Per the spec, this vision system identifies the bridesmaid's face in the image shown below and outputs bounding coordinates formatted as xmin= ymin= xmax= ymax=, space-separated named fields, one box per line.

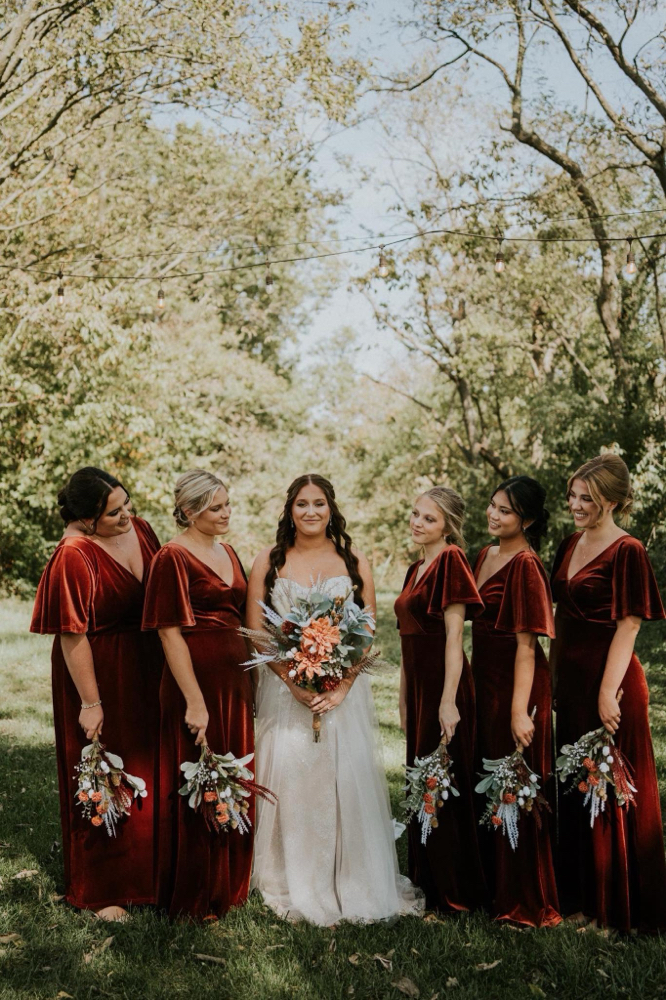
xmin=291 ymin=485 xmax=330 ymax=538
xmin=95 ymin=487 xmax=133 ymax=537
xmin=486 ymin=490 xmax=523 ymax=540
xmin=191 ymin=487 xmax=231 ymax=536
xmin=410 ymin=496 xmax=446 ymax=546
xmin=567 ymin=477 xmax=609 ymax=529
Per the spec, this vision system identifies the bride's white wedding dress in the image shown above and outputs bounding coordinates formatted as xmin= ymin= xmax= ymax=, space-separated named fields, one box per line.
xmin=251 ymin=574 xmax=423 ymax=925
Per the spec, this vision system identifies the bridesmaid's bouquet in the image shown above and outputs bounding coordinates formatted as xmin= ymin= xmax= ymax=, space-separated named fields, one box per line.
xmin=402 ymin=739 xmax=459 ymax=844
xmin=475 ymin=742 xmax=549 ymax=851
xmin=556 ymin=726 xmax=637 ymax=827
xmin=241 ymin=585 xmax=378 ymax=742
xmin=179 ymin=740 xmax=277 ymax=834
xmin=74 ymin=738 xmax=147 ymax=836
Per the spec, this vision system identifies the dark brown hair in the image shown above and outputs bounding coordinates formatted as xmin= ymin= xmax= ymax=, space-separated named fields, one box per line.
xmin=492 ymin=475 xmax=549 ymax=551
xmin=263 ymin=474 xmax=365 ymax=606
xmin=57 ymin=467 xmax=128 ymax=531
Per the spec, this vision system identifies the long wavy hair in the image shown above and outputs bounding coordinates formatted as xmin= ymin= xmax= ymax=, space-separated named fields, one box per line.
xmin=263 ymin=474 xmax=365 ymax=607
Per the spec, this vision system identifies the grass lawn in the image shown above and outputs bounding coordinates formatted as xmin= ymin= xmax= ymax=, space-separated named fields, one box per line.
xmin=0 ymin=595 xmax=665 ymax=1000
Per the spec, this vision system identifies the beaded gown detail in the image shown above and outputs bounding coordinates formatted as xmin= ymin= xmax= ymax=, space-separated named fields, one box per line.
xmin=252 ymin=575 xmax=423 ymax=925
xmin=551 ymin=533 xmax=666 ymax=932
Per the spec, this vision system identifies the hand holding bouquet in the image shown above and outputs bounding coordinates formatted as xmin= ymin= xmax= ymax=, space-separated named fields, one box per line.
xmin=556 ymin=725 xmax=636 ymax=828
xmin=74 ymin=738 xmax=147 ymax=836
xmin=241 ymin=584 xmax=378 ymax=742
xmin=402 ymin=738 xmax=459 ymax=844
xmin=179 ymin=740 xmax=276 ymax=833
xmin=475 ymin=712 xmax=549 ymax=851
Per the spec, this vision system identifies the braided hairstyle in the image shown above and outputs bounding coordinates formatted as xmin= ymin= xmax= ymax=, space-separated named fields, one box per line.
xmin=263 ymin=474 xmax=365 ymax=607
xmin=492 ymin=475 xmax=550 ymax=551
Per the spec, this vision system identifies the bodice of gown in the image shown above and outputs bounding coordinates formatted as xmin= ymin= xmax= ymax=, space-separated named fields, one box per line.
xmin=270 ymin=574 xmax=354 ymax=619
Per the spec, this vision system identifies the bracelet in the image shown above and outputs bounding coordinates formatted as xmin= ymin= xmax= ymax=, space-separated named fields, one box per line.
xmin=81 ymin=699 xmax=102 ymax=710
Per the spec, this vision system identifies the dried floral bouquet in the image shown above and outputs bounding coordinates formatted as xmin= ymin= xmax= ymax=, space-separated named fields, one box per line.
xmin=402 ymin=738 xmax=459 ymax=844
xmin=556 ymin=725 xmax=637 ymax=827
xmin=74 ymin=737 xmax=147 ymax=836
xmin=179 ymin=740 xmax=276 ymax=833
xmin=241 ymin=584 xmax=378 ymax=742
xmin=475 ymin=739 xmax=549 ymax=851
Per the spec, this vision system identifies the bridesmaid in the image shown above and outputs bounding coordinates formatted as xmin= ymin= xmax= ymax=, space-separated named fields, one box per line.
xmin=30 ymin=467 xmax=162 ymax=920
xmin=142 ymin=469 xmax=253 ymax=920
xmin=551 ymin=454 xmax=666 ymax=932
xmin=472 ymin=475 xmax=560 ymax=928
xmin=395 ymin=486 xmax=487 ymax=913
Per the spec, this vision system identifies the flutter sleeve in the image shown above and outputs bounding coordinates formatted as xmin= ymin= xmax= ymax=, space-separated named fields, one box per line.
xmin=142 ymin=545 xmax=195 ymax=629
xmin=496 ymin=551 xmax=555 ymax=638
xmin=611 ymin=537 xmax=665 ymax=621
xmin=426 ymin=546 xmax=484 ymax=619
xmin=30 ymin=542 xmax=94 ymax=635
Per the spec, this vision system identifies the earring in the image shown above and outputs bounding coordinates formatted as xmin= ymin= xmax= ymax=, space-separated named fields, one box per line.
xmin=290 ymin=517 xmax=294 ymax=529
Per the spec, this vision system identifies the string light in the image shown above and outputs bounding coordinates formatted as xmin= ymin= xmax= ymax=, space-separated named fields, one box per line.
xmin=156 ymin=286 xmax=165 ymax=311
xmin=625 ymin=238 xmax=637 ymax=276
xmin=378 ymin=245 xmax=389 ymax=278
xmin=494 ymin=239 xmax=505 ymax=274
xmin=56 ymin=269 xmax=65 ymax=305
xmin=265 ymin=263 xmax=274 ymax=294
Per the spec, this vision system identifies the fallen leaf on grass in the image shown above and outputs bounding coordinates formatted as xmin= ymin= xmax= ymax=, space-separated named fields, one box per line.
xmin=373 ymin=950 xmax=395 ymax=971
xmin=597 ymin=970 xmax=610 ymax=980
xmin=194 ymin=953 xmax=226 ymax=965
xmin=0 ymin=934 xmax=21 ymax=944
xmin=446 ymin=978 xmax=459 ymax=989
xmin=529 ymin=986 xmax=546 ymax=997
xmin=83 ymin=936 xmax=114 ymax=964
xmin=328 ymin=937 xmax=336 ymax=952
xmin=392 ymin=976 xmax=420 ymax=997
xmin=51 ymin=895 xmax=65 ymax=903
xmin=423 ymin=913 xmax=442 ymax=924
xmin=348 ymin=953 xmax=360 ymax=965
xmin=476 ymin=960 xmax=502 ymax=971
xmin=12 ymin=869 xmax=38 ymax=880
xmin=56 ymin=993 xmax=73 ymax=998
xmin=265 ymin=945 xmax=285 ymax=951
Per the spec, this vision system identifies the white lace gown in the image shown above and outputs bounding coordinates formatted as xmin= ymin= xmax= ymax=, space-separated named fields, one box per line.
xmin=251 ymin=575 xmax=423 ymax=925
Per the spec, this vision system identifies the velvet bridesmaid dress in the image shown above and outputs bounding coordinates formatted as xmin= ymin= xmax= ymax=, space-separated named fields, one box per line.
xmin=472 ymin=547 xmax=560 ymax=927
xmin=142 ymin=541 xmax=254 ymax=919
xmin=395 ymin=546 xmax=487 ymax=913
xmin=551 ymin=533 xmax=666 ymax=932
xmin=30 ymin=516 xmax=162 ymax=910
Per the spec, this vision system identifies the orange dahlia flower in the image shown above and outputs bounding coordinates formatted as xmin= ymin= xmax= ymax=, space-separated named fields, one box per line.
xmin=91 ymin=791 xmax=102 ymax=803
xmin=491 ymin=815 xmax=503 ymax=827
xmin=424 ymin=803 xmax=435 ymax=815
xmin=91 ymin=815 xmax=103 ymax=826
xmin=300 ymin=616 xmax=340 ymax=659
xmin=502 ymin=793 xmax=516 ymax=804
xmin=293 ymin=650 xmax=325 ymax=681
xmin=78 ymin=791 xmax=89 ymax=802
xmin=204 ymin=791 xmax=217 ymax=803
xmin=578 ymin=780 xmax=589 ymax=793
xmin=426 ymin=777 xmax=438 ymax=790
xmin=588 ymin=775 xmax=600 ymax=786
xmin=583 ymin=758 xmax=595 ymax=771
xmin=423 ymin=793 xmax=433 ymax=804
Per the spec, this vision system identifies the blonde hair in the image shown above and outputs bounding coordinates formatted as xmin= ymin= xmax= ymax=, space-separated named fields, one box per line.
xmin=173 ymin=469 xmax=227 ymax=528
xmin=419 ymin=486 xmax=466 ymax=549
xmin=568 ymin=454 xmax=633 ymax=527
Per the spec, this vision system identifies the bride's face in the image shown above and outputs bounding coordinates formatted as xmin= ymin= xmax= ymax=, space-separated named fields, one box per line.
xmin=291 ymin=484 xmax=331 ymax=538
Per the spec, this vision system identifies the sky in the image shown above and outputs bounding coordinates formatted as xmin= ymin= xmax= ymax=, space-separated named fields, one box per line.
xmin=296 ymin=0 xmax=665 ymax=377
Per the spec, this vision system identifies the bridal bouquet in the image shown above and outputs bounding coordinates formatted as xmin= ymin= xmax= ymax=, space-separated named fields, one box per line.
xmin=179 ymin=740 xmax=276 ymax=833
xmin=74 ymin=738 xmax=147 ymax=837
xmin=402 ymin=739 xmax=459 ymax=844
xmin=556 ymin=726 xmax=637 ymax=828
xmin=241 ymin=585 xmax=378 ymax=742
xmin=475 ymin=739 xmax=549 ymax=851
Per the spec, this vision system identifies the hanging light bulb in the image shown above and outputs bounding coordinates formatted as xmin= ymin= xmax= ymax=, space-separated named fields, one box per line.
xmin=265 ymin=264 xmax=274 ymax=294
xmin=157 ymin=286 xmax=165 ymax=311
xmin=625 ymin=238 xmax=636 ymax=275
xmin=494 ymin=241 xmax=505 ymax=274
xmin=378 ymin=245 xmax=389 ymax=278
xmin=56 ymin=269 xmax=65 ymax=306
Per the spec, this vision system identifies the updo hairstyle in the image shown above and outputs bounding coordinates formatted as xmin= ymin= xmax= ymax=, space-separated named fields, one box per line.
xmin=173 ymin=469 xmax=227 ymax=528
xmin=493 ymin=475 xmax=549 ymax=551
xmin=568 ymin=454 xmax=633 ymax=527
xmin=420 ymin=486 xmax=466 ymax=549
xmin=57 ymin=467 xmax=127 ymax=531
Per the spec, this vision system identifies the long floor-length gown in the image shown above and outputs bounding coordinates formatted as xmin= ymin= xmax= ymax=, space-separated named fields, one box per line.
xmin=551 ymin=532 xmax=666 ymax=932
xmin=395 ymin=545 xmax=487 ymax=912
xmin=30 ymin=516 xmax=162 ymax=909
xmin=252 ymin=574 xmax=423 ymax=925
xmin=472 ymin=546 xmax=560 ymax=927
xmin=142 ymin=541 xmax=254 ymax=919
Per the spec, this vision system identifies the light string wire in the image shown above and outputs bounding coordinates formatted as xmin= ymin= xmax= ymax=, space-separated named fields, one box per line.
xmin=1 ymin=225 xmax=665 ymax=283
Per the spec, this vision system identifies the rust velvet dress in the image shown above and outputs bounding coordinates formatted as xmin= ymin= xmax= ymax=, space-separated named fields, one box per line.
xmin=142 ymin=541 xmax=254 ymax=920
xmin=395 ymin=546 xmax=487 ymax=913
xmin=30 ymin=516 xmax=162 ymax=910
xmin=551 ymin=533 xmax=666 ymax=932
xmin=472 ymin=546 xmax=560 ymax=927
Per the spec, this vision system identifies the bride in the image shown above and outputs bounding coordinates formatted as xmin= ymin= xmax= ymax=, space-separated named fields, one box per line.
xmin=247 ymin=474 xmax=422 ymax=925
